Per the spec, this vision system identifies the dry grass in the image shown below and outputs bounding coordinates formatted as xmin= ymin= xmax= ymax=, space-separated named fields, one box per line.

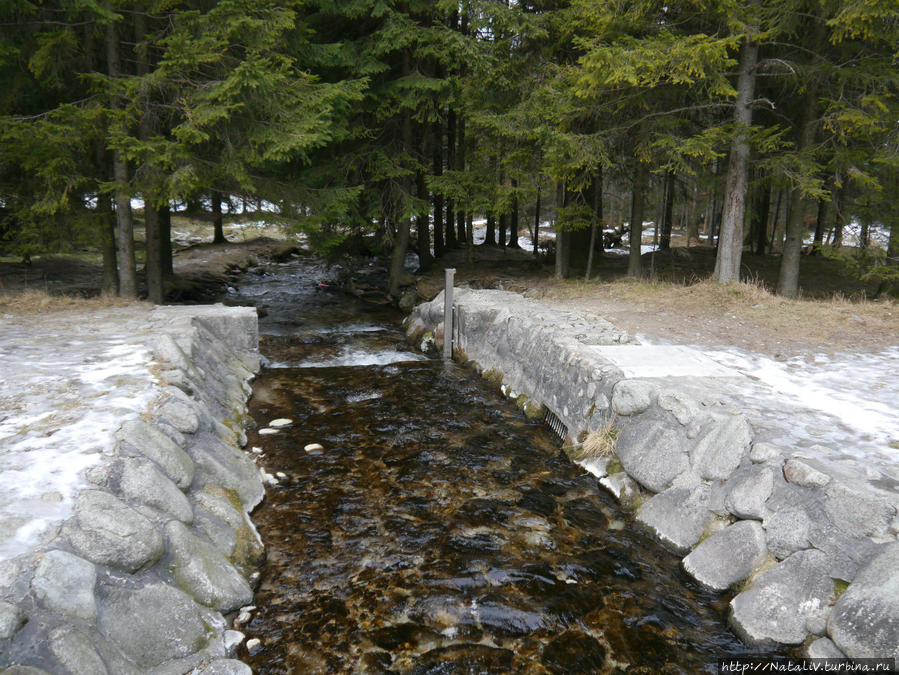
xmin=582 ymin=420 xmax=619 ymax=458
xmin=538 ymin=274 xmax=897 ymax=354
xmin=0 ymin=289 xmax=144 ymax=315
xmin=571 ymin=418 xmax=620 ymax=461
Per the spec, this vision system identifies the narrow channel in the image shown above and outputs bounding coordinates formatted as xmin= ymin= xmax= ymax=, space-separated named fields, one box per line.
xmin=231 ymin=256 xmax=755 ymax=673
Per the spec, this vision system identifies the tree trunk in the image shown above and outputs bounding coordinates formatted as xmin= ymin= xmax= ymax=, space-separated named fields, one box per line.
xmin=628 ymin=150 xmax=649 ymax=278
xmin=499 ymin=214 xmax=507 ymax=248
xmin=389 ymin=216 xmax=412 ymax=299
xmin=112 ymin=155 xmax=136 ymax=297
xmin=143 ymin=204 xmax=163 ymax=303
xmin=136 ymin=11 xmax=163 ymax=304
xmin=715 ymin=39 xmax=758 ymax=280
xmin=212 ymin=192 xmax=226 ymax=244
xmin=532 ymin=186 xmax=541 ymax=257
xmin=159 ymin=204 xmax=173 ymax=280
xmin=769 ymin=187 xmax=784 ymax=253
xmin=659 ymin=169 xmax=675 ymax=251
xmin=830 ymin=184 xmax=844 ymax=248
xmin=686 ymin=179 xmax=699 ymax=246
xmin=466 ymin=213 xmax=473 ymax=266
xmin=485 ymin=215 xmax=496 ymax=246
xmin=752 ymin=181 xmax=771 ymax=255
xmin=555 ymin=229 xmax=570 ymax=279
xmin=388 ymin=53 xmax=414 ymax=298
xmin=98 ymin=194 xmax=119 ymax=296
xmin=432 ymin=120 xmax=445 ymax=256
xmin=106 ymin=9 xmax=136 ymax=298
xmin=811 ymin=194 xmax=828 ymax=255
xmin=777 ymin=94 xmax=819 ymax=297
xmin=456 ymin=116 xmax=466 ymax=244
xmin=777 ymin=15 xmax=825 ymax=298
xmin=508 ymin=178 xmax=520 ymax=248
xmin=445 ymin=110 xmax=457 ymax=248
xmin=585 ymin=169 xmax=603 ymax=279
xmin=94 ymin=140 xmax=118 ymax=296
xmin=555 ymin=183 xmax=571 ymax=279
xmin=888 ymin=222 xmax=898 ymax=263
xmin=416 ymin=170 xmax=432 ymax=271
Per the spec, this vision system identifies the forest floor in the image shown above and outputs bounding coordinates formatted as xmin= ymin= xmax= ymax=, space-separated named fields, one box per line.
xmin=419 ymin=243 xmax=897 ymax=358
xmin=0 ymin=236 xmax=298 ymax=311
xmin=2 ymin=227 xmax=895 ymax=356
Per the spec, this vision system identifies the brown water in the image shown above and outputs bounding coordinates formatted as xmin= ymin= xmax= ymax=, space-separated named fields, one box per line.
xmin=232 ymin=257 xmax=756 ymax=674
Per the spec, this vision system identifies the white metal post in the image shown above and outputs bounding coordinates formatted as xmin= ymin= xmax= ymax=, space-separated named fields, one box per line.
xmin=443 ymin=268 xmax=455 ymax=359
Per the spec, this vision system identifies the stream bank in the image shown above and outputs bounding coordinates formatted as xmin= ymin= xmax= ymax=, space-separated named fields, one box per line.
xmin=0 ymin=304 xmax=265 ymax=674
xmin=406 ymin=288 xmax=899 ymax=660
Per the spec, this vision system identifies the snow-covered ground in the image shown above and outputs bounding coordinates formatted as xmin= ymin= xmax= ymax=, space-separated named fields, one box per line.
xmin=170 ymin=221 xmax=307 ymax=248
xmin=467 ymin=218 xmax=659 ymax=256
xmin=803 ymin=222 xmax=891 ymax=250
xmin=637 ymin=333 xmax=899 ymax=487
xmin=0 ymin=308 xmax=157 ymax=562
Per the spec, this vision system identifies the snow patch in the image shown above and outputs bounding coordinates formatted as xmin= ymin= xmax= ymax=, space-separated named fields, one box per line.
xmin=0 ymin=310 xmax=157 ymax=562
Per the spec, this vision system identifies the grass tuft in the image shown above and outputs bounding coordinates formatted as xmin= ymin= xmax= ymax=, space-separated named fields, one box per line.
xmin=581 ymin=418 xmax=620 ymax=459
xmin=0 ymin=289 xmax=143 ymax=315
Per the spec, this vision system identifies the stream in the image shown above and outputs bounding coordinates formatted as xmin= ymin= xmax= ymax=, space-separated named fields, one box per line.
xmin=228 ymin=256 xmax=756 ymax=673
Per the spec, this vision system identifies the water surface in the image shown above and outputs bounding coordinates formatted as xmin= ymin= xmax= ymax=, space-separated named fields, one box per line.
xmin=233 ymin=257 xmax=755 ymax=673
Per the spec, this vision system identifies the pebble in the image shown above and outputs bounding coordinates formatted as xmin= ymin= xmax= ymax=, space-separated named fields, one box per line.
xmin=304 ymin=443 xmax=324 ymax=453
xmin=275 ymin=472 xmax=287 ymax=480
xmin=251 ymin=446 xmax=263 ymax=454
xmin=246 ymin=638 xmax=262 ymax=652
xmin=224 ymin=629 xmax=245 ymax=651
xmin=269 ymin=418 xmax=293 ymax=429
xmin=258 ymin=428 xmax=278 ymax=436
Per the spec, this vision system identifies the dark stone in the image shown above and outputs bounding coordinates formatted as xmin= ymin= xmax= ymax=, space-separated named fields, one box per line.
xmin=411 ymin=644 xmax=515 ymax=675
xmin=541 ymin=630 xmax=607 ymax=675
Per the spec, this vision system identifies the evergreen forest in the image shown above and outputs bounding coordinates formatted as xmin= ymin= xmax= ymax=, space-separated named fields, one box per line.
xmin=1 ymin=0 xmax=897 ymax=302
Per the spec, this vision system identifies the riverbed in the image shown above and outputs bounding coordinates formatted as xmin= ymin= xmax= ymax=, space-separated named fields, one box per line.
xmin=231 ymin=257 xmax=759 ymax=673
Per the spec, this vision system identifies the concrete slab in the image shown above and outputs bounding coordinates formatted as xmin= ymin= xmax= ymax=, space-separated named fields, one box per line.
xmin=590 ymin=345 xmax=738 ymax=378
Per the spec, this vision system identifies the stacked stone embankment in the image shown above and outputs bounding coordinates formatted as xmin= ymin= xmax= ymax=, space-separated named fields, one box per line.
xmin=0 ymin=305 xmax=264 ymax=674
xmin=406 ymin=288 xmax=899 ymax=660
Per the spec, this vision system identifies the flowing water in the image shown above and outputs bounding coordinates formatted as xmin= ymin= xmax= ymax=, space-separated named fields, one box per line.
xmin=230 ymin=257 xmax=756 ymax=674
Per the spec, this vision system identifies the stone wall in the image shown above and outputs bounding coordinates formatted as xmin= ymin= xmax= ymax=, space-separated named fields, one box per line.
xmin=406 ymin=289 xmax=899 ymax=661
xmin=0 ymin=305 xmax=264 ymax=675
